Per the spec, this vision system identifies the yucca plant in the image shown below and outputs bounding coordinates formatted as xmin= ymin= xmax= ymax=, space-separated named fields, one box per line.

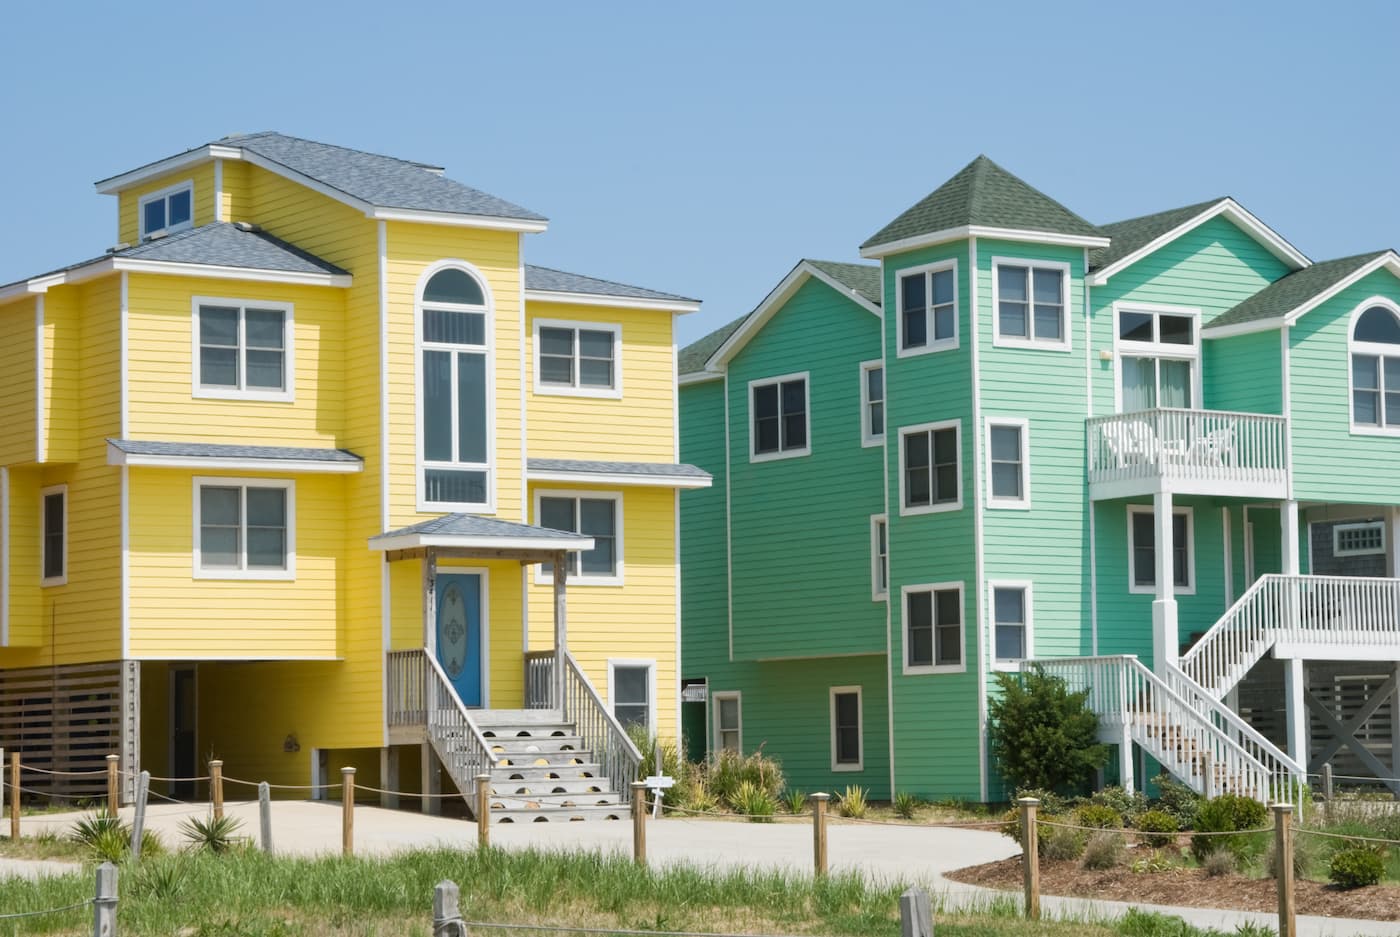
xmin=836 ymin=785 xmax=868 ymax=819
xmin=70 ymin=811 xmax=130 ymax=862
xmin=180 ymin=813 xmax=245 ymax=854
xmin=732 ymin=780 xmax=776 ymax=823
xmin=782 ymin=788 xmax=808 ymax=815
xmin=893 ymin=791 xmax=920 ymax=820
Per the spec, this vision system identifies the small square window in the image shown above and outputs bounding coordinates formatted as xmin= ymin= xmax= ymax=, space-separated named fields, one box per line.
xmin=195 ymin=479 xmax=294 ymax=579
xmin=194 ymin=299 xmax=293 ymax=400
xmin=139 ymin=183 xmax=195 ymax=239
xmin=993 ymin=260 xmax=1069 ymax=349
xmin=537 ymin=493 xmax=623 ymax=584
xmin=899 ymin=263 xmax=957 ymax=354
xmin=901 ymin=422 xmax=960 ymax=513
xmin=535 ymin=321 xmax=620 ymax=395
xmin=750 ymin=374 xmax=809 ymax=460
xmin=905 ymin=584 xmax=963 ymax=672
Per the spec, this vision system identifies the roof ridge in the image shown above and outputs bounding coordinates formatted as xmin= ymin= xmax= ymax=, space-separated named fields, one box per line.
xmin=1099 ymin=196 xmax=1229 ymax=231
xmin=221 ymin=131 xmax=444 ymax=171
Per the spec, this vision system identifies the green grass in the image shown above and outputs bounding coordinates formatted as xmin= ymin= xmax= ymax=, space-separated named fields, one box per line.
xmin=0 ymin=847 xmax=1269 ymax=937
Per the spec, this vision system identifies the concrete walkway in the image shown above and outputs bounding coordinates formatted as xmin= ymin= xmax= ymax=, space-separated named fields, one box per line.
xmin=10 ymin=802 xmax=1400 ymax=937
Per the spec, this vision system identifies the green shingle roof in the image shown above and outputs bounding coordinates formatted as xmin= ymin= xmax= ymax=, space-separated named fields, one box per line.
xmin=1088 ymin=198 xmax=1228 ymax=272
xmin=678 ymin=259 xmax=879 ymax=376
xmin=1208 ymin=251 xmax=1391 ymax=330
xmin=860 ymin=156 xmax=1103 ymax=252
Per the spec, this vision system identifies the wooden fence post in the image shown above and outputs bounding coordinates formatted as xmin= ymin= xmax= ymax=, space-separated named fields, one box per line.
xmin=341 ymin=767 xmax=355 ymax=856
xmin=0 ymin=748 xmax=5 ymax=834
xmin=631 ymin=781 xmax=647 ymax=866
xmin=1018 ymin=797 xmax=1040 ymax=920
xmin=9 ymin=750 xmax=20 ymax=840
xmin=106 ymin=754 xmax=120 ymax=815
xmin=209 ymin=760 xmax=224 ymax=821
xmin=811 ymin=792 xmax=829 ymax=877
xmin=433 ymin=879 xmax=463 ymax=937
xmin=1321 ymin=762 xmax=1333 ymax=802
xmin=93 ymin=861 xmax=118 ymax=937
xmin=1273 ymin=803 xmax=1295 ymax=937
xmin=475 ymin=774 xmax=491 ymax=849
xmin=129 ymin=771 xmax=150 ymax=860
xmin=1201 ymin=750 xmax=1214 ymax=800
xmin=258 ymin=781 xmax=273 ymax=854
xmin=898 ymin=887 xmax=932 ymax=937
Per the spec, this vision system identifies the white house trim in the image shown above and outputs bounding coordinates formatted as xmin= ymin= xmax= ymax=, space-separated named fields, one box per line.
xmin=712 ymin=690 xmax=742 ymax=753
xmin=607 ymin=659 xmax=658 ymax=736
xmin=859 ymin=359 xmax=885 ymax=446
xmin=988 ymin=579 xmax=1035 ymax=670
xmin=368 ymin=207 xmax=547 ymax=233
xmin=1201 ymin=252 xmax=1400 ymax=339
xmin=1109 ymin=302 xmax=1203 ymax=413
xmin=869 ymin=514 xmax=888 ymax=601
xmin=136 ymin=179 xmax=195 ymax=239
xmin=679 ymin=370 xmax=722 ymax=386
xmin=370 ymin=532 xmax=594 ymax=553
xmin=525 ymin=289 xmax=699 ymax=314
xmin=105 ymin=443 xmax=362 ymax=474
xmin=525 ymin=468 xmax=710 ymax=489
xmin=34 ymin=295 xmax=45 ymax=463
xmin=860 ymin=225 xmax=1109 ymax=260
xmin=94 ymin=145 xmax=242 ymax=193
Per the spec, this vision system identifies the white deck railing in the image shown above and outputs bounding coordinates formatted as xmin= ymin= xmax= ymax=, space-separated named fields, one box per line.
xmin=1181 ymin=575 xmax=1400 ymax=698
xmin=1086 ymin=408 xmax=1288 ymax=493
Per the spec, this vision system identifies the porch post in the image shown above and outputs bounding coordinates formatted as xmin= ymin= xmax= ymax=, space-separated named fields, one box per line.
xmin=1152 ymin=491 xmax=1179 ymax=675
xmin=380 ymin=748 xmax=400 ymax=810
xmin=421 ymin=744 xmax=441 ymax=816
xmin=1284 ymin=657 xmax=1308 ymax=768
xmin=553 ymin=552 xmax=567 ymax=712
xmin=1118 ymin=726 xmax=1135 ymax=795
xmin=1280 ymin=500 xmax=1301 ymax=576
xmin=423 ymin=548 xmax=439 ymax=650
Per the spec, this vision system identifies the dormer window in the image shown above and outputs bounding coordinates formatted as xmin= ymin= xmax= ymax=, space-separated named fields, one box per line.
xmin=139 ymin=181 xmax=193 ymax=239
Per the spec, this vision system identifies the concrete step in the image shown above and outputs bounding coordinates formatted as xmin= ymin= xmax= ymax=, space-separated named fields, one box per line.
xmin=487 ymin=736 xmax=585 ymax=754
xmin=491 ymin=763 xmax=604 ymax=782
xmin=492 ymin=778 xmax=612 ymax=796
xmin=491 ymin=804 xmax=628 ymax=824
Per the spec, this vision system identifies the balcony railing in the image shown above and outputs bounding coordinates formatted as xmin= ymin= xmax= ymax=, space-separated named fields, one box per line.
xmin=1086 ymin=408 xmax=1288 ymax=497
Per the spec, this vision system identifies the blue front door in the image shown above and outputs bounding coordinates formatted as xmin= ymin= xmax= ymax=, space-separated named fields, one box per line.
xmin=435 ymin=573 xmax=483 ymax=707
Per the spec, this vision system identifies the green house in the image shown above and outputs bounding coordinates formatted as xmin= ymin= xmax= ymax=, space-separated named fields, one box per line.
xmin=679 ymin=156 xmax=1400 ymax=803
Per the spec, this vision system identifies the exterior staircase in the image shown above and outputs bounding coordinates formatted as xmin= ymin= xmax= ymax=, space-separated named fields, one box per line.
xmin=476 ymin=712 xmax=626 ymax=822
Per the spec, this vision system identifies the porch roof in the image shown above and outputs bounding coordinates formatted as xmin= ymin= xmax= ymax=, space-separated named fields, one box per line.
xmin=369 ymin=513 xmax=593 ymax=554
xmin=526 ymin=457 xmax=712 ymax=488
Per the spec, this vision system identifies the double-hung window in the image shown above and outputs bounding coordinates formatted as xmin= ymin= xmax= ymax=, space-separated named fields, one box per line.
xmin=194 ymin=478 xmax=293 ymax=579
xmin=860 ymin=361 xmax=884 ymax=444
xmin=610 ymin=661 xmax=653 ymax=732
xmin=987 ymin=419 xmax=1030 ymax=508
xmin=994 ymin=260 xmax=1069 ymax=349
xmin=1128 ymin=506 xmax=1193 ymax=594
xmin=900 ymin=421 xmax=960 ymax=514
xmin=1349 ymin=303 xmax=1400 ymax=432
xmin=904 ymin=583 xmax=963 ymax=672
xmin=991 ymin=582 xmax=1032 ymax=664
xmin=898 ymin=261 xmax=957 ymax=354
xmin=830 ymin=687 xmax=863 ymax=771
xmin=537 ymin=492 xmax=622 ymax=584
xmin=1115 ymin=306 xmax=1199 ymax=411
xmin=139 ymin=182 xmax=193 ymax=239
xmin=714 ymin=692 xmax=742 ymax=753
xmin=41 ymin=485 xmax=66 ymax=586
xmin=750 ymin=374 xmax=809 ymax=460
xmin=194 ymin=299 xmax=293 ymax=399
xmin=536 ymin=320 xmax=621 ymax=397
xmin=419 ymin=267 xmax=492 ymax=509
xmin=870 ymin=515 xmax=888 ymax=600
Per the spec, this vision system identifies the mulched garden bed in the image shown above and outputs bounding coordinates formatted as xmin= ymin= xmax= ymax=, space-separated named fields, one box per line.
xmin=946 ymin=853 xmax=1400 ymax=921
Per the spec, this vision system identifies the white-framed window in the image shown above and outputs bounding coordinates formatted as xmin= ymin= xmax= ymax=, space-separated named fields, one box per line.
xmin=1128 ymin=505 xmax=1194 ymax=594
xmin=992 ymin=259 xmax=1071 ymax=350
xmin=830 ymin=686 xmax=863 ymax=772
xmin=749 ymin=372 xmax=809 ymax=461
xmin=903 ymin=582 xmax=964 ymax=674
xmin=713 ymin=691 xmax=742 ymax=753
xmin=986 ymin=418 xmax=1030 ymax=509
xmin=138 ymin=180 xmax=193 ymax=239
xmin=191 ymin=298 xmax=294 ymax=401
xmin=40 ymin=484 xmax=67 ymax=587
xmin=535 ymin=490 xmax=623 ymax=585
xmin=859 ymin=360 xmax=884 ymax=445
xmin=417 ymin=263 xmax=494 ymax=511
xmin=533 ymin=319 xmax=622 ymax=398
xmin=1334 ymin=520 xmax=1386 ymax=557
xmin=1348 ymin=300 xmax=1400 ymax=434
xmin=1113 ymin=303 xmax=1201 ymax=412
xmin=870 ymin=515 xmax=888 ymax=600
xmin=899 ymin=420 xmax=961 ymax=515
xmin=897 ymin=259 xmax=958 ymax=356
xmin=609 ymin=659 xmax=655 ymax=734
xmin=193 ymin=477 xmax=294 ymax=580
xmin=990 ymin=580 xmax=1033 ymax=667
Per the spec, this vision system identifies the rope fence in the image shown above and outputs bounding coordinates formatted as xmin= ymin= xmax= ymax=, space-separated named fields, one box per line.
xmin=0 ymin=899 xmax=93 ymax=921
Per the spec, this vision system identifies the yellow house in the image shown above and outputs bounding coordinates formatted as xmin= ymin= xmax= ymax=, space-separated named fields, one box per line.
xmin=0 ymin=133 xmax=707 ymax=821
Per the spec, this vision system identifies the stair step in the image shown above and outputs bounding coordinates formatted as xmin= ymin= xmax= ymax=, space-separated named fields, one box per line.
xmin=492 ymin=778 xmax=612 ymax=795
xmin=474 ymin=709 xmax=565 ymax=727
xmin=490 ymin=804 xmax=628 ymax=824
xmin=494 ymin=750 xmax=596 ymax=767
xmin=487 ymin=736 xmax=586 ymax=754
xmin=479 ymin=725 xmax=575 ymax=738
xmin=490 ymin=793 xmax=624 ymax=809
xmin=490 ymin=763 xmax=604 ymax=782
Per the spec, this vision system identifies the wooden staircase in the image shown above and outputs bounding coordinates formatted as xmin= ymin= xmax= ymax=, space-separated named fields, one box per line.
xmin=476 ymin=712 xmax=626 ymax=822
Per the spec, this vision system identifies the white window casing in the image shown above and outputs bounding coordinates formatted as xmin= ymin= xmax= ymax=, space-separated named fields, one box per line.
xmin=1110 ymin=302 xmax=1202 ymax=414
xmin=1347 ymin=298 xmax=1400 ymax=436
xmin=138 ymin=180 xmax=194 ymax=239
xmin=713 ymin=691 xmax=742 ymax=754
xmin=898 ymin=419 xmax=962 ymax=516
xmin=533 ymin=489 xmax=624 ymax=586
xmin=859 ymin=359 xmax=884 ymax=446
xmin=608 ymin=659 xmax=656 ymax=736
xmin=192 ymin=477 xmax=295 ymax=581
xmin=896 ymin=258 xmax=959 ymax=358
xmin=533 ymin=318 xmax=623 ymax=399
xmin=1127 ymin=504 xmax=1195 ymax=595
xmin=191 ymin=297 xmax=295 ymax=402
xmin=748 ymin=372 xmax=810 ymax=462
xmin=989 ymin=579 xmax=1034 ymax=668
xmin=830 ymin=685 xmax=864 ymax=772
xmin=986 ymin=417 xmax=1031 ymax=509
xmin=991 ymin=258 xmax=1072 ymax=352
xmin=40 ymin=483 xmax=67 ymax=587
xmin=870 ymin=514 xmax=888 ymax=601
xmin=1334 ymin=520 xmax=1385 ymax=557
xmin=901 ymin=581 xmax=965 ymax=675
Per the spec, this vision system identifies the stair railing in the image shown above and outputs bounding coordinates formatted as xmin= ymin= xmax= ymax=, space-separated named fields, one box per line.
xmin=562 ymin=651 xmax=643 ymax=794
xmin=524 ymin=651 xmax=556 ymax=710
xmin=1178 ymin=575 xmax=1278 ymax=696
xmin=386 ymin=649 xmax=497 ymax=786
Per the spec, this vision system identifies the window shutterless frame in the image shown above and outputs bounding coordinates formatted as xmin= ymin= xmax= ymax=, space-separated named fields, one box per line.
xmin=190 ymin=297 xmax=295 ymax=402
xmin=191 ymin=476 xmax=296 ymax=581
xmin=532 ymin=489 xmax=624 ymax=586
xmin=1334 ymin=520 xmax=1386 ymax=557
xmin=712 ymin=691 xmax=742 ymax=754
xmin=748 ymin=371 xmax=810 ymax=462
xmin=870 ymin=514 xmax=888 ymax=601
xmin=1347 ymin=298 xmax=1400 ymax=436
xmin=40 ymin=484 xmax=67 ymax=587
xmin=896 ymin=258 xmax=959 ymax=357
xmin=1110 ymin=302 xmax=1202 ymax=413
xmin=988 ymin=579 xmax=1034 ymax=669
xmin=901 ymin=581 xmax=965 ymax=675
xmin=990 ymin=258 xmax=1072 ymax=351
xmin=137 ymin=179 xmax=194 ymax=239
xmin=1126 ymin=504 xmax=1195 ymax=595
xmin=985 ymin=417 xmax=1030 ymax=509
xmin=532 ymin=318 xmax=623 ymax=399
xmin=898 ymin=419 xmax=962 ymax=516
xmin=829 ymin=686 xmax=863 ymax=772
xmin=859 ymin=360 xmax=884 ymax=446
xmin=608 ymin=659 xmax=656 ymax=736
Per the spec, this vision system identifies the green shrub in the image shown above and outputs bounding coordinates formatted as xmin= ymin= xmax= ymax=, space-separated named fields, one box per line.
xmin=1264 ymin=831 xmax=1317 ymax=881
xmin=1082 ymin=831 xmax=1125 ymax=870
xmin=836 ymin=785 xmax=868 ymax=819
xmin=1041 ymin=819 xmax=1087 ymax=861
xmin=708 ymin=747 xmax=783 ymax=808
xmin=1133 ymin=809 xmax=1179 ymax=848
xmin=1074 ymin=803 xmax=1124 ymax=830
xmin=781 ymin=788 xmax=807 ymax=815
xmin=1190 ymin=794 xmax=1269 ymax=862
xmin=682 ymin=782 xmax=718 ymax=815
xmin=1012 ymin=787 xmax=1070 ymax=816
xmin=1201 ymin=848 xmax=1236 ymax=877
xmin=988 ymin=669 xmax=1108 ymax=793
xmin=180 ymin=813 xmax=244 ymax=854
xmin=1152 ymin=773 xmax=1203 ymax=829
xmin=71 ymin=812 xmax=130 ymax=862
xmin=731 ymin=780 xmax=776 ymax=823
xmin=1085 ymin=786 xmax=1148 ymax=822
xmin=1328 ymin=847 xmax=1384 ymax=889
xmin=893 ymin=791 xmax=920 ymax=820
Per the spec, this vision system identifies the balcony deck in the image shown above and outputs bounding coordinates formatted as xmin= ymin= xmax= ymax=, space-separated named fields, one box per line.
xmin=1087 ymin=408 xmax=1288 ymax=500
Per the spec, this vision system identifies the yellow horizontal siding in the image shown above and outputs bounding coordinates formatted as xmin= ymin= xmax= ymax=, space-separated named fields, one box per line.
xmin=117 ymin=163 xmax=218 ymax=246
xmin=125 ymin=274 xmax=346 ymax=446
xmin=2 ymin=468 xmax=41 ymax=650
xmin=220 ymin=159 xmax=249 ymax=223
xmin=526 ymin=301 xmax=677 ymax=462
xmin=525 ymin=484 xmax=678 ymax=739
xmin=44 ymin=284 xmax=82 ymax=463
xmin=0 ymin=297 xmax=36 ymax=466
xmin=383 ymin=222 xmax=523 ymax=526
xmin=127 ymin=469 xmax=346 ymax=659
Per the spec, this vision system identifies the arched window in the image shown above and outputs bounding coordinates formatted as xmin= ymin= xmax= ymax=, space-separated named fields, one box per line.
xmin=418 ymin=264 xmax=492 ymax=508
xmin=1350 ymin=302 xmax=1400 ymax=430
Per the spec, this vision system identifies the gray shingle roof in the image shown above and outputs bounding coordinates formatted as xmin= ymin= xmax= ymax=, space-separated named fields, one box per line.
xmin=1208 ymin=252 xmax=1391 ymax=330
xmin=375 ymin=513 xmax=590 ymax=543
xmin=679 ymin=314 xmax=747 ymax=376
xmin=806 ymin=260 xmax=882 ymax=307
xmin=108 ymin=439 xmax=362 ymax=463
xmin=861 ymin=155 xmax=1104 ymax=252
xmin=528 ymin=458 xmax=710 ymax=480
xmin=121 ymin=223 xmax=348 ymax=275
xmin=1088 ymin=198 xmax=1228 ymax=272
xmin=524 ymin=265 xmax=696 ymax=303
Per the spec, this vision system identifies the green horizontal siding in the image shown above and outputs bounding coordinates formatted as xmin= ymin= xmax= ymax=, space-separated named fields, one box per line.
xmin=1204 ymin=329 xmax=1283 ymax=414
xmin=679 ymin=379 xmax=730 ymax=675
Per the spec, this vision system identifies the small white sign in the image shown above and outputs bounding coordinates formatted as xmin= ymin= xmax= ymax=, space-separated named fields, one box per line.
xmin=644 ymin=774 xmax=675 ymax=818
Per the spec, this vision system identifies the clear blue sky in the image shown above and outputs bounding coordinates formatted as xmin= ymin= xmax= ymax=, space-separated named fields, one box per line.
xmin=2 ymin=0 xmax=1397 ymax=346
